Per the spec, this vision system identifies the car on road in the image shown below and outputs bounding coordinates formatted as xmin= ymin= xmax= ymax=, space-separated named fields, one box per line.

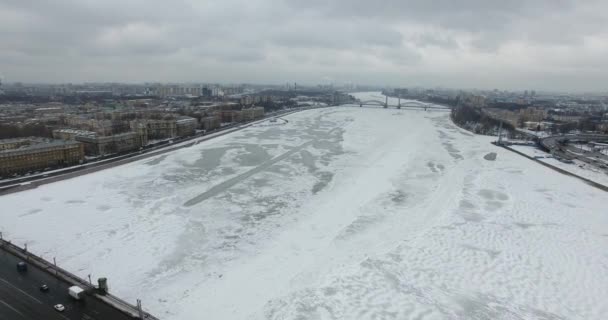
xmin=54 ymin=304 xmax=65 ymax=312
xmin=40 ymin=284 xmax=49 ymax=292
xmin=17 ymin=261 xmax=27 ymax=272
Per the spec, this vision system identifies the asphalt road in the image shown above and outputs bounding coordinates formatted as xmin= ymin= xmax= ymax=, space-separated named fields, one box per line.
xmin=0 ymin=249 xmax=135 ymax=320
xmin=564 ymin=144 xmax=608 ymax=162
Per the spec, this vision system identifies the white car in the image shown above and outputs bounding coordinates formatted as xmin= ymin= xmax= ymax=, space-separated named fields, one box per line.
xmin=54 ymin=304 xmax=65 ymax=312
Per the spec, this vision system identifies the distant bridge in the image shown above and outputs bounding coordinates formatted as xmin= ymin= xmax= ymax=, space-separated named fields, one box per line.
xmin=359 ymin=100 xmax=387 ymax=107
xmin=355 ymin=97 xmax=450 ymax=110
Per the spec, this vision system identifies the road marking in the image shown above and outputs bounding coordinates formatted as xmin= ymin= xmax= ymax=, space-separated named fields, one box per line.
xmin=57 ymin=311 xmax=71 ymax=320
xmin=0 ymin=298 xmax=27 ymax=319
xmin=0 ymin=277 xmax=43 ymax=304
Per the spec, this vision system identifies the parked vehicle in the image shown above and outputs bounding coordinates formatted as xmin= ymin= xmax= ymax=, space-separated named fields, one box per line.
xmin=68 ymin=286 xmax=85 ymax=300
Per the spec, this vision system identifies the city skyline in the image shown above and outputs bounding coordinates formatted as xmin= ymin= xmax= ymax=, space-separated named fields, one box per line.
xmin=1 ymin=1 xmax=607 ymax=91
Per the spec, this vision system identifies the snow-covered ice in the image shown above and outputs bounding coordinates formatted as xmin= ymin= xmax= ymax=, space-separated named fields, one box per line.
xmin=1 ymin=93 xmax=607 ymax=319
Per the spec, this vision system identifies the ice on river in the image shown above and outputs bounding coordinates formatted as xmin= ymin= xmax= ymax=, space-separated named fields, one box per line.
xmin=1 ymin=95 xmax=607 ymax=319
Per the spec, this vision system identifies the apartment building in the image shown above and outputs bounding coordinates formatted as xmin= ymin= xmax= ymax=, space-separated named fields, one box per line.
xmin=0 ymin=138 xmax=84 ymax=177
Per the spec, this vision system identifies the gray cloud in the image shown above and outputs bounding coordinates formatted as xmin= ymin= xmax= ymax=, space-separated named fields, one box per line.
xmin=411 ymin=33 xmax=460 ymax=49
xmin=272 ymin=21 xmax=403 ymax=49
xmin=0 ymin=0 xmax=607 ymax=90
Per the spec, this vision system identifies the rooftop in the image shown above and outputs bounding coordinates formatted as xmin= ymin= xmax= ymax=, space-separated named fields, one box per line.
xmin=53 ymin=128 xmax=97 ymax=136
xmin=0 ymin=139 xmax=81 ymax=155
xmin=176 ymin=116 xmax=197 ymax=123
xmin=0 ymin=137 xmax=41 ymax=144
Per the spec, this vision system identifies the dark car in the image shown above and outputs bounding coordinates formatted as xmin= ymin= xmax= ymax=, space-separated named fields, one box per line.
xmin=40 ymin=284 xmax=49 ymax=292
xmin=17 ymin=262 xmax=27 ymax=272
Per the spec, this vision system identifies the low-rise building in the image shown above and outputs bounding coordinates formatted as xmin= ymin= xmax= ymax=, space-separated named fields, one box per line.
xmin=216 ymin=110 xmax=242 ymax=123
xmin=34 ymin=107 xmax=63 ymax=117
xmin=240 ymin=96 xmax=254 ymax=105
xmin=519 ymin=107 xmax=547 ymax=122
xmin=0 ymin=138 xmax=33 ymax=151
xmin=130 ymin=121 xmax=149 ymax=146
xmin=241 ymin=107 xmax=265 ymax=121
xmin=130 ymin=119 xmax=177 ymax=140
xmin=0 ymin=138 xmax=84 ymax=177
xmin=552 ymin=114 xmax=583 ymax=123
xmin=200 ymin=116 xmax=221 ymax=131
xmin=176 ymin=116 xmax=197 ymax=137
xmin=468 ymin=95 xmax=487 ymax=108
xmin=65 ymin=117 xmax=124 ymax=136
xmin=524 ymin=121 xmax=544 ymax=131
xmin=53 ymin=129 xmax=97 ymax=141
xmin=75 ymin=132 xmax=143 ymax=156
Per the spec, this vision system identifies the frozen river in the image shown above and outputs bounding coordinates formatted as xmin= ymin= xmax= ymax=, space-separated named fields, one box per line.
xmin=1 ymin=93 xmax=607 ymax=319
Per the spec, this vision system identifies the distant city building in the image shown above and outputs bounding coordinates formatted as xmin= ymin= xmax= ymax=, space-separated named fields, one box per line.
xmin=130 ymin=122 xmax=149 ymax=147
xmin=75 ymin=132 xmax=143 ymax=156
xmin=176 ymin=116 xmax=197 ymax=137
xmin=216 ymin=110 xmax=242 ymax=123
xmin=240 ymin=107 xmax=265 ymax=121
xmin=240 ymin=96 xmax=254 ymax=105
xmin=34 ymin=107 xmax=63 ymax=117
xmin=212 ymin=87 xmax=222 ymax=97
xmin=65 ymin=116 xmax=127 ymax=136
xmin=200 ymin=116 xmax=221 ymax=131
xmin=152 ymin=85 xmax=220 ymax=97
xmin=239 ymin=95 xmax=272 ymax=105
xmin=0 ymin=138 xmax=34 ymax=151
xmin=52 ymin=129 xmax=97 ymax=141
xmin=519 ymin=107 xmax=547 ymax=122
xmin=55 ymin=127 xmax=150 ymax=157
xmin=551 ymin=114 xmax=583 ymax=122
xmin=467 ymin=95 xmax=487 ymax=108
xmin=0 ymin=138 xmax=84 ymax=177
xmin=524 ymin=121 xmax=553 ymax=131
xmin=130 ymin=119 xmax=177 ymax=140
xmin=222 ymin=86 xmax=244 ymax=96
xmin=202 ymin=87 xmax=212 ymax=97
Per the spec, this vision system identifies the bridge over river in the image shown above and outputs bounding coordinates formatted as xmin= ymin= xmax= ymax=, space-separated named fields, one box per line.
xmin=348 ymin=96 xmax=450 ymax=110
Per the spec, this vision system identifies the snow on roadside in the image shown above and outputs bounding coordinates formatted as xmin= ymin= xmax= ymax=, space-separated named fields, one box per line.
xmin=510 ymin=145 xmax=608 ymax=187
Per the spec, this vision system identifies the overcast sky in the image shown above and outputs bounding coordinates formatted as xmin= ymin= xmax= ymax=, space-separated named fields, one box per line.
xmin=1 ymin=0 xmax=607 ymax=91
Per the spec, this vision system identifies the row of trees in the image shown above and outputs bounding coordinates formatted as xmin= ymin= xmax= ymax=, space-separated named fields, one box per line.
xmin=451 ymin=104 xmax=514 ymax=135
